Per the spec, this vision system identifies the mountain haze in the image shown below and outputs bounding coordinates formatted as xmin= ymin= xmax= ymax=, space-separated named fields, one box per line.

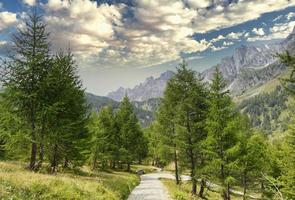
xmin=107 ymin=71 xmax=174 ymax=101
xmin=107 ymin=27 xmax=295 ymax=102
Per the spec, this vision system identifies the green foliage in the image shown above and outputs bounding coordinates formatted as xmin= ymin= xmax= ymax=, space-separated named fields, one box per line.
xmin=86 ymin=93 xmax=156 ymax=127
xmin=205 ymin=67 xmax=241 ymax=199
xmin=155 ymin=60 xmax=209 ymax=187
xmin=0 ymin=11 xmax=51 ymax=169
xmin=117 ymin=96 xmax=147 ymax=170
xmin=88 ymin=96 xmax=147 ymax=171
xmin=279 ymin=123 xmax=295 ymax=199
xmin=238 ymin=86 xmax=289 ymax=132
xmin=0 ymin=12 xmax=89 ymax=172
xmin=144 ymin=121 xmax=169 ymax=167
xmin=0 ymin=161 xmax=139 ymax=200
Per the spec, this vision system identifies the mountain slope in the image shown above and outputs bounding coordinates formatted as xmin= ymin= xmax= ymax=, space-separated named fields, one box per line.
xmin=107 ymin=27 xmax=295 ymax=102
xmin=202 ymin=27 xmax=295 ymax=95
xmin=107 ymin=71 xmax=174 ymax=102
xmin=86 ymin=93 xmax=157 ymax=127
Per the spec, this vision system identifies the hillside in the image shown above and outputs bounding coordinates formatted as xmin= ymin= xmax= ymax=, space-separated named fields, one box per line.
xmin=86 ymin=93 xmax=157 ymax=127
xmin=107 ymin=71 xmax=174 ymax=102
xmin=0 ymin=161 xmax=139 ymax=200
xmin=107 ymin=27 xmax=295 ymax=103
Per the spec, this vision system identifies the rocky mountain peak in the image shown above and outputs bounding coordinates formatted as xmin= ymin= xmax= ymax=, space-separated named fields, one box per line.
xmin=107 ymin=27 xmax=295 ymax=102
xmin=107 ymin=70 xmax=175 ymax=101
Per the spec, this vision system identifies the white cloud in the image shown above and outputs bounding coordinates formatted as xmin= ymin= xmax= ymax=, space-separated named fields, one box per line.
xmin=223 ymin=41 xmax=234 ymax=46
xmin=287 ymin=12 xmax=295 ymax=20
xmin=23 ymin=0 xmax=36 ymax=6
xmin=0 ymin=40 xmax=7 ymax=46
xmin=227 ymin=31 xmax=244 ymax=40
xmin=273 ymin=15 xmax=283 ymax=22
xmin=211 ymin=45 xmax=226 ymax=52
xmin=192 ymin=0 xmax=295 ymax=33
xmin=252 ymin=28 xmax=265 ymax=36
xmin=40 ymin=0 xmax=295 ymax=68
xmin=186 ymin=55 xmax=204 ymax=61
xmin=0 ymin=11 xmax=18 ymax=32
xmin=247 ymin=21 xmax=295 ymax=42
xmin=43 ymin=0 xmax=124 ymax=58
xmin=43 ymin=0 xmax=213 ymax=68
xmin=186 ymin=0 xmax=211 ymax=9
xmin=211 ymin=35 xmax=225 ymax=43
xmin=211 ymin=31 xmax=244 ymax=43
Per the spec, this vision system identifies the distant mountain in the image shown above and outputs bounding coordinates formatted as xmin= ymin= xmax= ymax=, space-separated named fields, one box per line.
xmin=202 ymin=27 xmax=295 ymax=95
xmin=107 ymin=71 xmax=174 ymax=101
xmin=86 ymin=93 xmax=159 ymax=127
xmin=107 ymin=27 xmax=295 ymax=102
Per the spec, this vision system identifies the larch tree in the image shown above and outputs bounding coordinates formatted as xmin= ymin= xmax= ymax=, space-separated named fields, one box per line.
xmin=169 ymin=61 xmax=208 ymax=195
xmin=205 ymin=67 xmax=240 ymax=200
xmin=278 ymin=51 xmax=295 ymax=199
xmin=43 ymin=52 xmax=89 ymax=172
xmin=0 ymin=11 xmax=50 ymax=170
xmin=116 ymin=96 xmax=146 ymax=171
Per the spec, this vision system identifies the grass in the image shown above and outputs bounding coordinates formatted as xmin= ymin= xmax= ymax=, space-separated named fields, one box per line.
xmin=0 ymin=161 xmax=139 ymax=200
xmin=130 ymin=164 xmax=158 ymax=173
xmin=234 ymin=69 xmax=291 ymax=103
xmin=161 ymin=179 xmax=256 ymax=200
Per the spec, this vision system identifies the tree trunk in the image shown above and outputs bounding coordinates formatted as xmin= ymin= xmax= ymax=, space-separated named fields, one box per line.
xmin=199 ymin=178 xmax=206 ymax=198
xmin=221 ymin=163 xmax=228 ymax=200
xmin=51 ymin=144 xmax=58 ymax=173
xmin=243 ymin=171 xmax=247 ymax=200
xmin=92 ymin=156 xmax=97 ymax=170
xmin=63 ymin=158 xmax=69 ymax=168
xmin=30 ymin=141 xmax=37 ymax=170
xmin=190 ymin=148 xmax=197 ymax=195
xmin=186 ymin=111 xmax=197 ymax=195
xmin=38 ymin=115 xmax=46 ymax=169
xmin=127 ymin=162 xmax=131 ymax=172
xmin=29 ymin=117 xmax=37 ymax=171
xmin=174 ymin=144 xmax=180 ymax=185
xmin=227 ymin=183 xmax=231 ymax=200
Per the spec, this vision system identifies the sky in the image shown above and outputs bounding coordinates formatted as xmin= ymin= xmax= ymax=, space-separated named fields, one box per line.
xmin=0 ymin=0 xmax=295 ymax=95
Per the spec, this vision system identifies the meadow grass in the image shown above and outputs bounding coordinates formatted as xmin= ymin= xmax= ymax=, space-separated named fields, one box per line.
xmin=161 ymin=179 xmax=251 ymax=200
xmin=0 ymin=161 xmax=139 ymax=200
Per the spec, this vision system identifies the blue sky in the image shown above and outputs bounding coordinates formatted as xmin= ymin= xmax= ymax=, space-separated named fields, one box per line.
xmin=1 ymin=0 xmax=295 ymax=95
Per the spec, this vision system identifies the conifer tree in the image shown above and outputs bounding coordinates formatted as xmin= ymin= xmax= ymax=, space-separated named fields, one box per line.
xmin=278 ymin=51 xmax=295 ymax=199
xmin=170 ymin=61 xmax=208 ymax=195
xmin=157 ymin=82 xmax=180 ymax=184
xmin=116 ymin=96 xmax=146 ymax=171
xmin=236 ymin=116 xmax=269 ymax=199
xmin=0 ymin=11 xmax=50 ymax=170
xmin=43 ymin=52 xmax=89 ymax=172
xmin=89 ymin=107 xmax=115 ymax=169
xmin=205 ymin=67 xmax=240 ymax=200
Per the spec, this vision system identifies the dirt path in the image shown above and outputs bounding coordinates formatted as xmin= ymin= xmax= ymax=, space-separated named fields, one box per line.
xmin=128 ymin=170 xmax=259 ymax=200
xmin=127 ymin=173 xmax=170 ymax=200
xmin=127 ymin=172 xmax=190 ymax=200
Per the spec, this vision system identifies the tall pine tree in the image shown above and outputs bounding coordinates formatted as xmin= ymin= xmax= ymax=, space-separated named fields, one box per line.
xmin=205 ymin=67 xmax=240 ymax=200
xmin=0 ymin=11 xmax=50 ymax=170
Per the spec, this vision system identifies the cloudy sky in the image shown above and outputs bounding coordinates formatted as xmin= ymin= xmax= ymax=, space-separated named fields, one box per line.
xmin=1 ymin=0 xmax=295 ymax=95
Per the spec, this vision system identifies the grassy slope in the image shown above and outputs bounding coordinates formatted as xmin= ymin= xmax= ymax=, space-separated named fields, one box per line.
xmin=0 ymin=161 xmax=139 ymax=200
xmin=234 ymin=69 xmax=291 ymax=104
xmin=162 ymin=179 xmax=250 ymax=200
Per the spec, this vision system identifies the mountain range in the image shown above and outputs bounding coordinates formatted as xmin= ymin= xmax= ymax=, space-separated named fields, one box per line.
xmin=106 ymin=27 xmax=295 ymax=102
xmin=107 ymin=71 xmax=174 ymax=102
xmin=87 ymin=27 xmax=295 ymax=128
